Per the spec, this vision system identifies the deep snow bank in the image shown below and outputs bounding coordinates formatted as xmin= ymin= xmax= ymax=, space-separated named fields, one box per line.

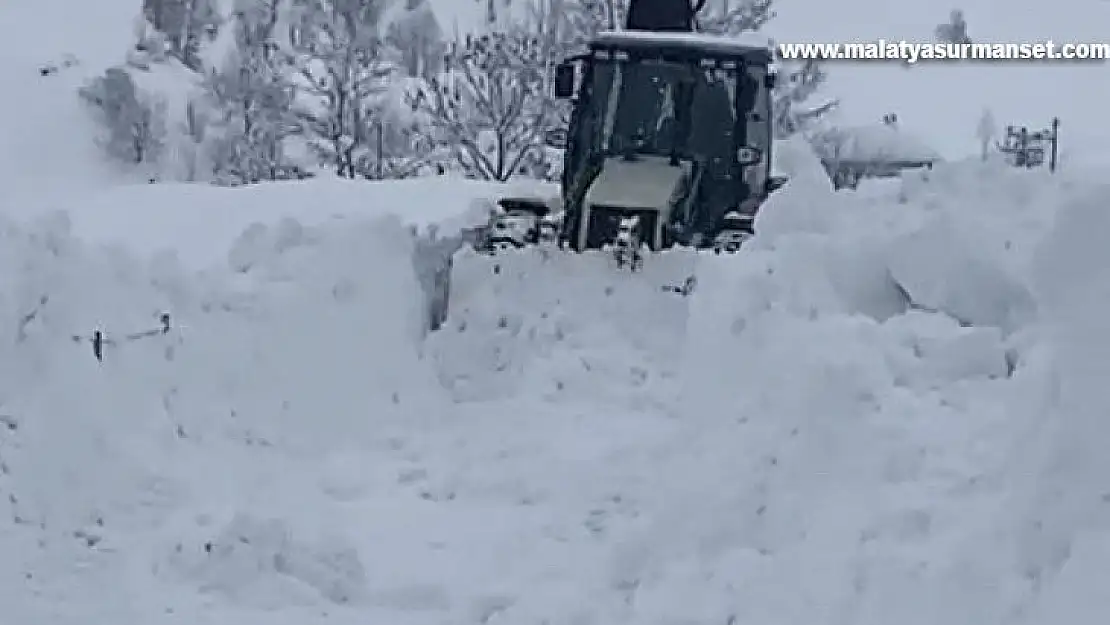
xmin=0 ymin=0 xmax=149 ymax=200
xmin=676 ymin=251 xmax=1022 ymax=624
xmin=427 ymin=246 xmax=698 ymax=404
xmin=0 ymin=208 xmax=449 ymax=621
xmin=420 ymin=151 xmax=1110 ymax=623
xmin=1009 ymin=183 xmax=1110 ymax=624
xmin=4 ymin=160 xmax=1110 ymax=624
xmin=662 ymin=162 xmax=1028 ymax=624
xmin=755 ymin=156 xmax=1058 ymax=331
xmin=16 ymin=176 xmax=549 ymax=269
xmin=666 ymin=155 xmax=1110 ymax=624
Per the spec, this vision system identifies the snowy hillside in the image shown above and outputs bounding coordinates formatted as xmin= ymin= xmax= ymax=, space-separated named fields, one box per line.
xmin=0 ymin=0 xmax=140 ymax=197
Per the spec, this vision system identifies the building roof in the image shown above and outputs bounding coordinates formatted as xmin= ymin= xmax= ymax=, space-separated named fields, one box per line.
xmin=819 ymin=123 xmax=941 ymax=166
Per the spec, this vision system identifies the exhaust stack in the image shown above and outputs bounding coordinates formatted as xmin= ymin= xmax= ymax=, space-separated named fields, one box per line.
xmin=624 ymin=0 xmax=707 ymax=32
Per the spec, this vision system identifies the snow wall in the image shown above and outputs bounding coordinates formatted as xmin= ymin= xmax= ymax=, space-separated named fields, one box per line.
xmin=0 ymin=206 xmax=455 ymax=618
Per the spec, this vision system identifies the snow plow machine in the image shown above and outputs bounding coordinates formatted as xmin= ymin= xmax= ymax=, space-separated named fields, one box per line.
xmin=475 ymin=0 xmax=787 ymax=265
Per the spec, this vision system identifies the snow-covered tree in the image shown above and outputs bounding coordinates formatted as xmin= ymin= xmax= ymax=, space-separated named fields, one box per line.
xmin=78 ymin=67 xmax=167 ymax=166
xmin=386 ymin=0 xmax=446 ymax=79
xmin=180 ymin=98 xmax=210 ymax=180
xmin=935 ymin=9 xmax=971 ymax=45
xmin=288 ymin=0 xmax=398 ymax=178
xmin=560 ymin=0 xmax=769 ymax=41
xmin=142 ymin=0 xmax=221 ymax=69
xmin=408 ymin=30 xmax=559 ymax=181
xmin=580 ymin=0 xmax=623 ymax=32
xmin=204 ymin=0 xmax=305 ymax=185
xmin=976 ymin=107 xmax=996 ymax=161
xmin=696 ymin=0 xmax=772 ymax=34
xmin=809 ymin=125 xmax=847 ymax=161
xmin=671 ymin=0 xmax=835 ymax=137
xmin=771 ymin=57 xmax=837 ymax=137
xmin=360 ymin=116 xmax=443 ymax=179
xmin=128 ymin=16 xmax=171 ymax=68
xmin=521 ymin=0 xmax=576 ymax=170
xmin=555 ymin=0 xmax=621 ymax=52
xmin=476 ymin=0 xmax=523 ymax=25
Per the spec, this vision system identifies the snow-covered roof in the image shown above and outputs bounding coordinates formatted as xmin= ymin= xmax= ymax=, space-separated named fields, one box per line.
xmin=827 ymin=123 xmax=940 ymax=165
xmin=591 ymin=30 xmax=772 ymax=61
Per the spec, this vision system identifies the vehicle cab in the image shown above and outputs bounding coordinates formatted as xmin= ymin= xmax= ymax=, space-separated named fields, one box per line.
xmin=550 ymin=29 xmax=778 ymax=251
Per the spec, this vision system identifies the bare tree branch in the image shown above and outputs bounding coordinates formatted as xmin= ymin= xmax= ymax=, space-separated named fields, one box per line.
xmin=407 ymin=29 xmax=559 ymax=181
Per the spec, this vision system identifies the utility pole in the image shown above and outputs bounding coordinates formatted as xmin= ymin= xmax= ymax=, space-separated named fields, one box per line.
xmin=1017 ymin=126 xmax=1028 ymax=167
xmin=1049 ymin=116 xmax=1059 ymax=173
xmin=376 ymin=119 xmax=384 ymax=179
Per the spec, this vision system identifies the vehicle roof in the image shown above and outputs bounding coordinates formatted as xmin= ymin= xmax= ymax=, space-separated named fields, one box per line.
xmin=590 ymin=30 xmax=773 ymax=64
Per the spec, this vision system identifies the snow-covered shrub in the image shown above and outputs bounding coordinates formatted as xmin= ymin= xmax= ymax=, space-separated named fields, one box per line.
xmin=142 ymin=0 xmax=222 ymax=70
xmin=386 ymin=0 xmax=446 ymax=79
xmin=78 ymin=67 xmax=167 ymax=167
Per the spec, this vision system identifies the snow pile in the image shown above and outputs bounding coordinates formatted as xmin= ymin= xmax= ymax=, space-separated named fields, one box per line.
xmin=161 ymin=512 xmax=368 ymax=607
xmin=753 ymin=156 xmax=911 ymax=321
xmin=425 ymin=169 xmax=1026 ymax=623
xmin=3 ymin=163 xmax=1110 ymax=623
xmin=2 ymin=176 xmax=546 ymax=268
xmin=394 ymin=162 xmax=1047 ymax=622
xmin=668 ymin=167 xmax=1037 ymax=623
xmin=0 ymin=205 xmax=451 ymax=622
xmin=421 ymin=159 xmax=1110 ymax=623
xmin=428 ymin=247 xmax=697 ymax=405
xmin=755 ymin=157 xmax=1055 ymax=330
xmin=663 ymin=161 xmax=1110 ymax=623
xmin=882 ymin=161 xmax=1058 ymax=330
xmin=771 ymin=135 xmax=835 ymax=191
xmin=1011 ymin=183 xmax=1110 ymax=624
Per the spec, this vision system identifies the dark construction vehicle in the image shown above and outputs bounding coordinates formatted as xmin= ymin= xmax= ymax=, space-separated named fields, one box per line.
xmin=500 ymin=0 xmax=786 ymax=257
